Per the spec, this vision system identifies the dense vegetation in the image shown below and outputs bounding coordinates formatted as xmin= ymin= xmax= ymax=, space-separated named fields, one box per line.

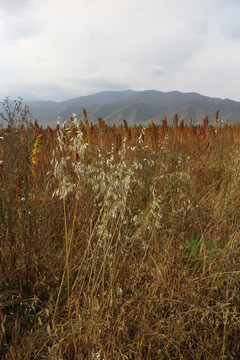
xmin=0 ymin=99 xmax=239 ymax=359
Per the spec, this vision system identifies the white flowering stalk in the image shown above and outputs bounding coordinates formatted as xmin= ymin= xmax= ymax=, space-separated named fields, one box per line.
xmin=50 ymin=117 xmax=164 ymax=254
xmin=88 ymin=138 xmax=141 ymax=241
xmin=50 ymin=118 xmax=141 ymax=237
xmin=50 ymin=115 xmax=89 ymax=200
xmin=137 ymin=127 xmax=146 ymax=145
xmin=133 ymin=184 xmax=162 ymax=231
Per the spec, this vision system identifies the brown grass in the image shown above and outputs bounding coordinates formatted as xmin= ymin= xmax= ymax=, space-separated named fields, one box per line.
xmin=0 ymin=102 xmax=240 ymax=359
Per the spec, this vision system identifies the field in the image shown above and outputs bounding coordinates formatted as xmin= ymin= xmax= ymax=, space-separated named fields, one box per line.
xmin=0 ymin=99 xmax=240 ymax=359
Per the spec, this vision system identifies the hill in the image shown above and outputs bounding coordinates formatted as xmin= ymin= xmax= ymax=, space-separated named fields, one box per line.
xmin=10 ymin=90 xmax=240 ymax=126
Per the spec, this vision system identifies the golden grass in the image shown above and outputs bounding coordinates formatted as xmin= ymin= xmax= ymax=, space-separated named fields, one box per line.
xmin=0 ymin=105 xmax=240 ymax=359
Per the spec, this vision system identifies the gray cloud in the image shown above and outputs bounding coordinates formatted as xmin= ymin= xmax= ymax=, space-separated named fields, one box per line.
xmin=0 ymin=82 xmax=77 ymax=101
xmin=0 ymin=0 xmax=32 ymax=14
xmin=215 ymin=3 xmax=240 ymax=40
xmin=77 ymin=74 xmax=130 ymax=90
xmin=0 ymin=75 xmax=131 ymax=101
xmin=0 ymin=0 xmax=42 ymax=42
xmin=1 ymin=17 xmax=42 ymax=41
xmin=0 ymin=0 xmax=240 ymax=101
xmin=54 ymin=74 xmax=133 ymax=100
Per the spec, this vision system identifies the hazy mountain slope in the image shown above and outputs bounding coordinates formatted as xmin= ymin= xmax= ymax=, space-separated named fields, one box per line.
xmin=83 ymin=90 xmax=240 ymax=125
xmin=29 ymin=90 xmax=135 ymax=124
xmin=7 ymin=89 xmax=240 ymax=126
xmin=149 ymin=97 xmax=240 ymax=124
xmin=80 ymin=91 xmax=206 ymax=124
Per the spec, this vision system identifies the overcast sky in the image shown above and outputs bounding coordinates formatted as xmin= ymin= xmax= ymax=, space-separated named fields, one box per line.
xmin=0 ymin=0 xmax=240 ymax=101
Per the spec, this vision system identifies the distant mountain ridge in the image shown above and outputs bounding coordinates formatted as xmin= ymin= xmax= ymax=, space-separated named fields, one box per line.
xmin=10 ymin=89 xmax=240 ymax=126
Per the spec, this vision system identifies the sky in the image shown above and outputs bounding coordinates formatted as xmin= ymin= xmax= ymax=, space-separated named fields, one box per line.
xmin=0 ymin=0 xmax=240 ymax=102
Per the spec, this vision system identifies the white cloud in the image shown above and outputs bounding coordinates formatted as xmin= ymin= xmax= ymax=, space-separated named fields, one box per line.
xmin=149 ymin=65 xmax=166 ymax=75
xmin=0 ymin=0 xmax=240 ymax=101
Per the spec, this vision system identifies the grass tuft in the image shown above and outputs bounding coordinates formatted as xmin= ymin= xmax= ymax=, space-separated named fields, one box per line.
xmin=0 ymin=103 xmax=240 ymax=359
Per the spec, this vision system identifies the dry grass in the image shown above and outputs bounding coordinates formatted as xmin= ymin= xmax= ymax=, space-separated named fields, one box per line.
xmin=0 ymin=102 xmax=240 ymax=359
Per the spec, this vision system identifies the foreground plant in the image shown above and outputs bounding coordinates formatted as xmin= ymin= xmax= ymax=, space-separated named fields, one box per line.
xmin=0 ymin=111 xmax=240 ymax=359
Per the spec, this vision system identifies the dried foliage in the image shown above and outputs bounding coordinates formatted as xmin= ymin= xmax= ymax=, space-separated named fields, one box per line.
xmin=0 ymin=100 xmax=240 ymax=359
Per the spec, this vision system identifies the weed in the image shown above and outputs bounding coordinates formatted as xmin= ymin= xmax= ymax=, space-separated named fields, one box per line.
xmin=0 ymin=108 xmax=240 ymax=359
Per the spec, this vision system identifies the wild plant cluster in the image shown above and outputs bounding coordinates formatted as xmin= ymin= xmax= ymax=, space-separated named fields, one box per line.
xmin=0 ymin=100 xmax=240 ymax=359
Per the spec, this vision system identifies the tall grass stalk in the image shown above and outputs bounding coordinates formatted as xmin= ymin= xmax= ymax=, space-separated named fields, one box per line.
xmin=1 ymin=109 xmax=240 ymax=359
xmin=53 ymin=197 xmax=78 ymax=325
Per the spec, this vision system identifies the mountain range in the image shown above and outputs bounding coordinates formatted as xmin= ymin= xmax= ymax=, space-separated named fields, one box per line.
xmin=3 ymin=90 xmax=240 ymax=126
